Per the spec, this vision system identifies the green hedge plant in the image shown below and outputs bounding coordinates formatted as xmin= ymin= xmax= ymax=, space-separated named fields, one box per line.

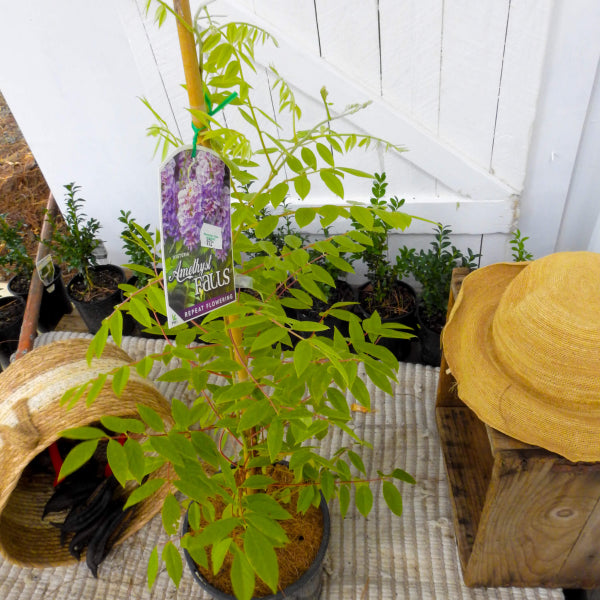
xmin=397 ymin=224 xmax=480 ymax=332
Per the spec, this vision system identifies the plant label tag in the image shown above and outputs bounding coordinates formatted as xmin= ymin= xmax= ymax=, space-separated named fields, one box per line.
xmin=200 ymin=223 xmax=223 ymax=250
xmin=159 ymin=145 xmax=235 ymax=327
xmin=36 ymin=254 xmax=55 ymax=290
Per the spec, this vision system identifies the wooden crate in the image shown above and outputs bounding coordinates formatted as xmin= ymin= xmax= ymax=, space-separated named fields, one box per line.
xmin=436 ymin=268 xmax=600 ymax=589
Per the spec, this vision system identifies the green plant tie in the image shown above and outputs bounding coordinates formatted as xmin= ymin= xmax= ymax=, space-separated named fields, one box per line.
xmin=191 ymin=91 xmax=238 ymax=157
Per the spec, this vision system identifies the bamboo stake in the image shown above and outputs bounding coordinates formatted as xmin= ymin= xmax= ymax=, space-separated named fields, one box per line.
xmin=172 ymin=0 xmax=247 ymax=381
xmin=173 ymin=0 xmax=207 ymax=136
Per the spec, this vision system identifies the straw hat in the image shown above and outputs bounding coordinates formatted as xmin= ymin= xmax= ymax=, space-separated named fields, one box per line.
xmin=0 ymin=338 xmax=173 ymax=567
xmin=442 ymin=251 xmax=600 ymax=463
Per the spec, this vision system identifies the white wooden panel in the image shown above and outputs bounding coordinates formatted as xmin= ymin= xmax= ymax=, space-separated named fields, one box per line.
xmin=118 ymin=0 xmax=183 ymax=142
xmin=491 ymin=0 xmax=552 ymax=189
xmin=218 ymin=1 xmax=514 ymax=202
xmin=589 ymin=217 xmax=600 ymax=254
xmin=220 ymin=65 xmax=282 ymax=189
xmin=0 ymin=0 xmax=160 ymax=266
xmin=383 ymin=152 xmax=438 ymax=201
xmin=251 ymin=0 xmax=320 ymax=55
xmin=480 ymin=232 xmax=513 ymax=265
xmin=134 ymin=0 xmax=189 ymax=141
xmin=518 ymin=0 xmax=600 ymax=258
xmin=439 ymin=0 xmax=510 ymax=169
xmin=284 ymin=195 xmax=513 ymax=237
xmin=130 ymin=0 xmax=518 ymax=209
xmin=315 ymin=0 xmax=381 ymax=95
xmin=555 ymin=56 xmax=600 ymax=252
xmin=379 ymin=0 xmax=443 ymax=133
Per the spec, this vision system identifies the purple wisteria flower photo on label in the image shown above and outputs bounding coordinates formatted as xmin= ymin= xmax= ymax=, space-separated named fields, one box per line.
xmin=159 ymin=145 xmax=235 ymax=326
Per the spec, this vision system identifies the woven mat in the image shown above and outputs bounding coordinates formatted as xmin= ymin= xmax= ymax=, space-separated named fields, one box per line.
xmin=0 ymin=332 xmax=562 ymax=600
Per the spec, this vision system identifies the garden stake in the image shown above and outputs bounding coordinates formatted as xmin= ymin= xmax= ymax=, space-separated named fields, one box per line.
xmin=172 ymin=1 xmax=253 ymax=467
xmin=173 ymin=0 xmax=206 ymax=127
xmin=15 ymin=192 xmax=59 ymax=358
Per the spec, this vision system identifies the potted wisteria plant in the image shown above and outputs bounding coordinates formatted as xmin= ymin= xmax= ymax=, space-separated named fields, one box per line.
xmin=58 ymin=4 xmax=417 ymax=599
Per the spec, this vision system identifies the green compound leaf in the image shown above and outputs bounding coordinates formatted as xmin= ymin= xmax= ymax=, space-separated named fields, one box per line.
xmin=382 ymin=481 xmax=403 ymax=517
xmin=293 ymin=339 xmax=312 ymax=377
xmin=267 ymin=418 xmax=284 ymax=463
xmin=339 ymin=483 xmax=351 ymax=518
xmin=270 ymin=182 xmax=289 ymax=208
xmin=245 ymin=527 xmax=279 ymax=593
xmin=124 ymin=437 xmax=146 ymax=483
xmin=101 ymin=415 xmax=146 ymax=434
xmin=294 ymin=207 xmax=317 ymax=229
xmin=294 ymin=174 xmax=311 ymax=199
xmin=250 ymin=326 xmax=287 ymax=352
xmin=355 ymin=484 xmax=373 ymax=517
xmin=161 ymin=493 xmax=181 ymax=535
xmin=320 ymin=169 xmax=344 ymax=199
xmin=162 ymin=541 xmax=183 ymax=588
xmin=135 ymin=356 xmax=154 ymax=378
xmin=86 ymin=373 xmax=108 ymax=407
xmin=147 ymin=546 xmax=159 ymax=589
xmin=350 ymin=205 xmax=374 ymax=229
xmin=348 ymin=450 xmax=366 ymax=475
xmin=137 ymin=403 xmax=165 ymax=433
xmin=58 ymin=439 xmax=99 ymax=482
xmin=60 ymin=426 xmax=106 ymax=440
xmin=211 ymin=537 xmax=232 ymax=575
xmin=254 ymin=215 xmax=280 ymax=239
xmin=111 ymin=365 xmax=130 ymax=397
xmin=108 ymin=309 xmax=123 ymax=347
xmin=106 ymin=438 xmax=129 ymax=487
xmin=316 ymin=142 xmax=334 ymax=166
xmin=301 ymin=146 xmax=317 ymax=170
xmin=231 ymin=546 xmax=255 ymax=600
xmin=244 ymin=493 xmax=291 ymax=520
xmin=86 ymin=322 xmax=108 ymax=362
xmin=246 ymin=514 xmax=289 ymax=546
xmin=124 ymin=478 xmax=166 ymax=509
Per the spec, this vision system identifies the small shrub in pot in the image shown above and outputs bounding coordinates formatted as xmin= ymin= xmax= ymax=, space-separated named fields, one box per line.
xmin=397 ymin=224 xmax=480 ymax=365
xmin=46 ymin=183 xmax=129 ymax=334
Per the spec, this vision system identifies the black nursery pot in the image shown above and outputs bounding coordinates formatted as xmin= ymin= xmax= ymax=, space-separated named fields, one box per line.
xmin=0 ymin=295 xmax=25 ymax=362
xmin=416 ymin=304 xmax=442 ymax=367
xmin=357 ymin=281 xmax=417 ymax=361
xmin=67 ymin=265 xmax=131 ymax=335
xmin=182 ymin=494 xmax=331 ymax=600
xmin=8 ymin=265 xmax=73 ymax=332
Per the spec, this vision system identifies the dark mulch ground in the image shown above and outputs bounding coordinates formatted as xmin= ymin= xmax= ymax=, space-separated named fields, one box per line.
xmin=0 ymin=91 xmax=52 ymax=280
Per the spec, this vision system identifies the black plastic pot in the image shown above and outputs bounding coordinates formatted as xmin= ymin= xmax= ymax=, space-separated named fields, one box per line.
xmin=183 ymin=494 xmax=331 ymax=600
xmin=416 ymin=303 xmax=442 ymax=367
xmin=67 ymin=265 xmax=132 ymax=335
xmin=357 ymin=280 xmax=417 ymax=361
xmin=8 ymin=265 xmax=73 ymax=332
xmin=0 ymin=295 xmax=25 ymax=364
